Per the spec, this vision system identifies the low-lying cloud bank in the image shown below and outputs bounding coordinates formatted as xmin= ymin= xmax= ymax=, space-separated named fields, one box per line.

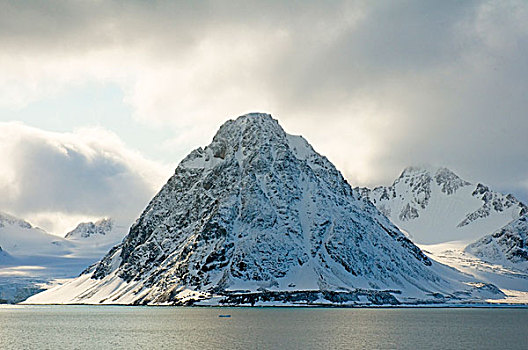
xmin=0 ymin=122 xmax=171 ymax=235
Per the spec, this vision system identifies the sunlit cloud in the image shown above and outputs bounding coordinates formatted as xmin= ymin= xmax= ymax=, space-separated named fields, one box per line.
xmin=0 ymin=122 xmax=170 ymax=235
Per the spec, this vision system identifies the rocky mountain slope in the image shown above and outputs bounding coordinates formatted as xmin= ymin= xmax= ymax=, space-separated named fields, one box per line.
xmin=358 ymin=166 xmax=526 ymax=244
xmin=465 ymin=214 xmax=528 ymax=272
xmin=25 ymin=113 xmax=504 ymax=306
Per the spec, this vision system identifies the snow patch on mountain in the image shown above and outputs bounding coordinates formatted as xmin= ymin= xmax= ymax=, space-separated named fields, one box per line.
xmin=25 ymin=114 xmax=507 ymax=306
xmin=359 ymin=166 xmax=526 ymax=244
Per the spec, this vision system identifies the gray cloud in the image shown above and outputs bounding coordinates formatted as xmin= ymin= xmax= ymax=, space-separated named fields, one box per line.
xmin=1 ymin=0 xmax=527 ymax=205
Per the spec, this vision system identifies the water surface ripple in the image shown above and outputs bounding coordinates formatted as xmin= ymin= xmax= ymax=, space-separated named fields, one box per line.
xmin=0 ymin=306 xmax=526 ymax=349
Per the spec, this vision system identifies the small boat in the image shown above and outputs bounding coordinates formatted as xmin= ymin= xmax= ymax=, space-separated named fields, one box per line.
xmin=218 ymin=314 xmax=231 ymax=318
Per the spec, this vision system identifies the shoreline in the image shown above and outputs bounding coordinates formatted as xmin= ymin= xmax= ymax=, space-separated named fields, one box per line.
xmin=12 ymin=302 xmax=528 ymax=309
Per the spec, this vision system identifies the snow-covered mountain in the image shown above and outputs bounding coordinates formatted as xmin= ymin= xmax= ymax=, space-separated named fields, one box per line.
xmin=358 ymin=166 xmax=527 ymax=244
xmin=0 ymin=212 xmax=73 ymax=257
xmin=465 ymin=214 xmax=528 ymax=272
xmin=358 ymin=166 xmax=528 ymax=300
xmin=65 ymin=218 xmax=114 ymax=239
xmin=64 ymin=218 xmax=126 ymax=258
xmin=26 ymin=113 xmax=504 ymax=306
xmin=0 ymin=212 xmax=124 ymax=259
xmin=0 ymin=213 xmax=126 ymax=303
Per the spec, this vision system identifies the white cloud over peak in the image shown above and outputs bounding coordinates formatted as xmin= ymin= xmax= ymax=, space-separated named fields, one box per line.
xmin=0 ymin=122 xmax=171 ymax=235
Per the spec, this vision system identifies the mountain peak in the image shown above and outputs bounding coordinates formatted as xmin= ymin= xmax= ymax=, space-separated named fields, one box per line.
xmin=182 ymin=113 xmax=312 ymax=175
xmin=218 ymin=112 xmax=276 ymax=132
xmin=239 ymin=112 xmax=273 ymax=119
xmin=0 ymin=211 xmax=32 ymax=229
xmin=361 ymin=165 xmax=526 ymax=243
xmin=215 ymin=112 xmax=280 ymax=139
xmin=396 ymin=166 xmax=471 ymax=196
xmin=399 ymin=165 xmax=430 ymax=177
xmin=65 ymin=218 xmax=114 ymax=239
xmin=399 ymin=165 xmax=459 ymax=178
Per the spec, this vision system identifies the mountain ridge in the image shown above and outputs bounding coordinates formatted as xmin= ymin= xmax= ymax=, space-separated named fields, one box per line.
xmin=0 ymin=212 xmax=126 ymax=303
xmin=65 ymin=218 xmax=115 ymax=239
xmin=358 ymin=166 xmax=526 ymax=244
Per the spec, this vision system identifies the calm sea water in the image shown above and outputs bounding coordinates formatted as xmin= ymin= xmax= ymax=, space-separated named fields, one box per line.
xmin=0 ymin=306 xmax=527 ymax=349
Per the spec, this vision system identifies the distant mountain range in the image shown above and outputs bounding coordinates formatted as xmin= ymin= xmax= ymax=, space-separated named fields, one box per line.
xmin=26 ymin=113 xmax=515 ymax=306
xmin=0 ymin=213 xmax=125 ymax=303
xmin=358 ymin=166 xmax=526 ymax=244
xmin=0 ymin=213 xmax=124 ymax=259
xmin=65 ymin=218 xmax=114 ymax=239
xmin=357 ymin=166 xmax=528 ymax=275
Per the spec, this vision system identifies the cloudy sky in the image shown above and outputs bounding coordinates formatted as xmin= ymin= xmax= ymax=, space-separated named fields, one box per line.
xmin=1 ymin=0 xmax=527 ymax=235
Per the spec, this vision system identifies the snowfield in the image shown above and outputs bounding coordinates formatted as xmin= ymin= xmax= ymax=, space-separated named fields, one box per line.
xmin=419 ymin=241 xmax=528 ymax=304
xmin=0 ymin=215 xmax=126 ymax=303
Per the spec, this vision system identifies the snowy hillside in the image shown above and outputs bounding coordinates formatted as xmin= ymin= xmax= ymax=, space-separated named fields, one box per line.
xmin=418 ymin=241 xmax=528 ymax=304
xmin=65 ymin=218 xmax=114 ymax=239
xmin=359 ymin=166 xmax=527 ymax=244
xmin=0 ymin=212 xmax=73 ymax=257
xmin=64 ymin=218 xmax=127 ymax=258
xmin=0 ymin=212 xmax=125 ymax=260
xmin=25 ymin=113 xmax=505 ymax=306
xmin=465 ymin=215 xmax=528 ymax=272
xmin=0 ymin=213 xmax=125 ymax=303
